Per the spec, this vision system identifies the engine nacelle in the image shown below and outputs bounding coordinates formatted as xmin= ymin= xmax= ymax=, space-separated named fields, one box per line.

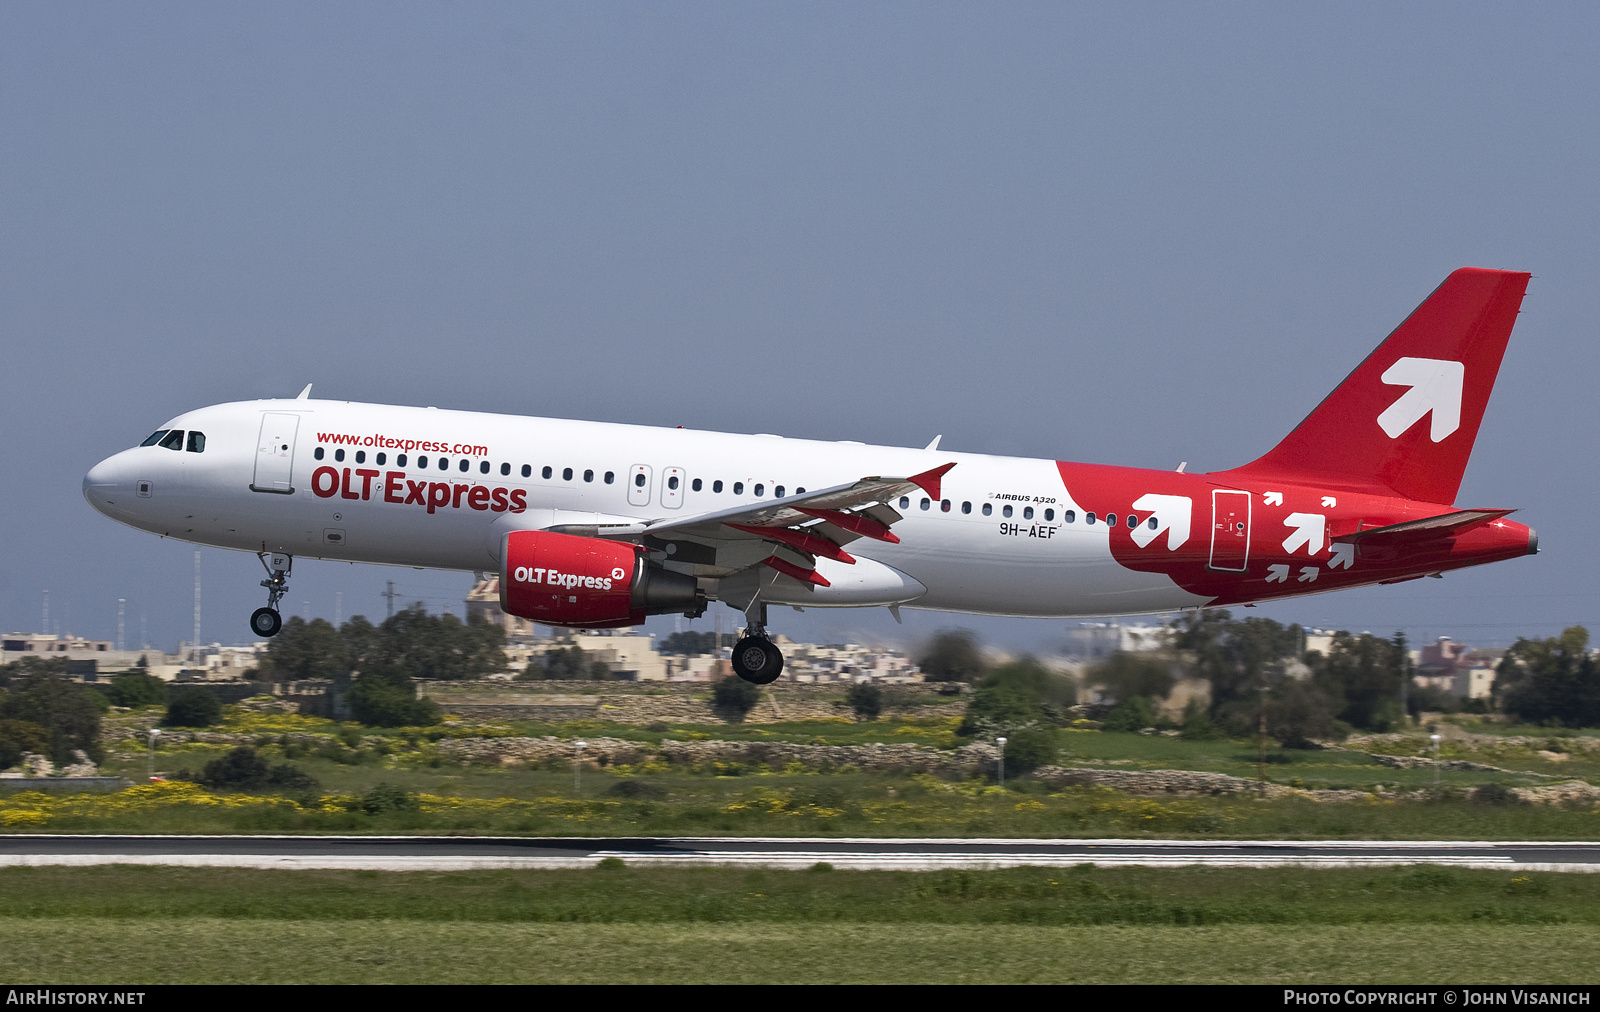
xmin=499 ymin=530 xmax=703 ymax=629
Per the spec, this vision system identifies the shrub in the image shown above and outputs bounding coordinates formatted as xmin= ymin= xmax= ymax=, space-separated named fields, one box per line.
xmin=846 ymin=682 xmax=882 ymax=721
xmin=957 ymin=682 xmax=1047 ymax=737
xmin=200 ymin=747 xmax=269 ymax=788
xmin=711 ymin=676 xmax=763 ymax=721
xmin=1001 ymin=726 xmax=1060 ymax=774
xmin=1179 ymin=699 xmax=1224 ymax=740
xmin=1102 ymin=696 xmax=1158 ymax=732
xmin=101 ymin=672 xmax=168 ymax=708
xmin=607 ymin=779 xmax=668 ymax=800
xmin=345 ymin=673 xmax=441 ymax=727
xmin=163 ymin=687 xmax=223 ymax=728
xmin=0 ymin=718 xmax=49 ymax=770
xmin=359 ymin=782 xmax=417 ymax=814
xmin=918 ymin=630 xmax=986 ymax=683
xmin=1471 ymin=782 xmax=1522 ymax=806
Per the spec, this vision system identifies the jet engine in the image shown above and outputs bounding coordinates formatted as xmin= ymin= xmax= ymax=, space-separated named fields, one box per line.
xmin=499 ymin=530 xmax=703 ymax=629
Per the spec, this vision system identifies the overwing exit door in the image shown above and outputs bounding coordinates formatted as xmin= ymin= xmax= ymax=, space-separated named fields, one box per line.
xmin=251 ymin=413 xmax=300 ymax=494
xmin=1208 ymin=489 xmax=1251 ymax=571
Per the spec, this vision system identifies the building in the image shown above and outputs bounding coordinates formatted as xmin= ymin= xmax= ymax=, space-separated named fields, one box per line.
xmin=1061 ymin=622 xmax=1173 ymax=660
xmin=465 ymin=574 xmax=542 ymax=642
xmin=1413 ymin=636 xmax=1499 ymax=700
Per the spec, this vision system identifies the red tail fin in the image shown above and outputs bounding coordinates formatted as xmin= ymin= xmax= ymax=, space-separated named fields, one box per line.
xmin=1216 ymin=268 xmax=1530 ymax=505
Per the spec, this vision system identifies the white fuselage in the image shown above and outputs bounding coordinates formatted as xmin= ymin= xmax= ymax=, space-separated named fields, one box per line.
xmin=83 ymin=398 xmax=1209 ymax=619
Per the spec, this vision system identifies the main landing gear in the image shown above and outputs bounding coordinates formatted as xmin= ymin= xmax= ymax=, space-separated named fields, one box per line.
xmin=249 ymin=552 xmax=292 ymax=638
xmin=731 ymin=601 xmax=784 ymax=685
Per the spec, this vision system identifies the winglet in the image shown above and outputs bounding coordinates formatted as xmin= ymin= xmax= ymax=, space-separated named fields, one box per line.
xmin=296 ymin=383 xmax=313 ymax=400
xmin=925 ymin=435 xmax=942 ymax=451
xmin=908 ymin=462 xmax=956 ymax=501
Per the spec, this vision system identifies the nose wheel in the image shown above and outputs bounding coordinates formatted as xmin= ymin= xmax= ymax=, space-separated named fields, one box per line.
xmin=251 ymin=552 xmax=292 ymax=638
xmin=730 ymin=602 xmax=784 ymax=685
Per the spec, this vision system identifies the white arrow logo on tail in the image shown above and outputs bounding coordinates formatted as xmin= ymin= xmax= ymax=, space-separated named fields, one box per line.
xmin=1263 ymin=491 xmax=1283 ymax=506
xmin=1130 ymin=494 xmax=1192 ymax=550
xmin=1329 ymin=543 xmax=1355 ymax=570
xmin=1281 ymin=513 xmax=1326 ymax=556
xmin=1377 ymin=357 xmax=1464 ymax=442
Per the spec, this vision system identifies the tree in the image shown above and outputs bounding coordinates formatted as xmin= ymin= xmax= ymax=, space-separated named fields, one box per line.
xmin=1172 ymin=610 xmax=1301 ymax=712
xmin=254 ymin=616 xmax=350 ymax=681
xmin=1497 ymin=627 xmax=1600 ymax=728
xmin=1102 ymin=696 xmax=1158 ymax=732
xmin=918 ymin=630 xmax=986 ymax=683
xmin=542 ymin=646 xmax=589 ymax=679
xmin=1090 ymin=652 xmax=1175 ymax=705
xmin=358 ymin=607 xmax=507 ymax=682
xmin=711 ymin=676 xmax=762 ymax=721
xmin=1265 ymin=679 xmax=1344 ymax=747
xmin=0 ymin=674 xmax=105 ymax=764
xmin=1001 ymin=726 xmax=1060 ymax=774
xmin=1310 ymin=632 xmax=1404 ymax=732
xmin=163 ymin=687 xmax=222 ymax=728
xmin=0 ymin=718 xmax=49 ymax=770
xmin=845 ymin=682 xmax=882 ymax=721
xmin=958 ymin=682 xmax=1048 ymax=737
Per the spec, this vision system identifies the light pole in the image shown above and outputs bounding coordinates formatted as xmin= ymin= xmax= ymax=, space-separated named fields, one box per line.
xmin=996 ymin=736 xmax=1007 ymax=790
xmin=146 ymin=728 xmax=159 ymax=781
xmin=574 ymin=740 xmax=587 ymax=795
xmin=1430 ymin=733 xmax=1442 ymax=788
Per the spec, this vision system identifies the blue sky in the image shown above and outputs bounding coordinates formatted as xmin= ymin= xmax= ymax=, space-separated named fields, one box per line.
xmin=2 ymin=3 xmax=1596 ymax=654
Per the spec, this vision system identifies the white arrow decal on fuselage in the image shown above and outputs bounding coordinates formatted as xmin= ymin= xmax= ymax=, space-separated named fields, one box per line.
xmin=1130 ymin=494 xmax=1192 ymax=550
xmin=1377 ymin=357 xmax=1464 ymax=442
xmin=1281 ymin=513 xmax=1326 ymax=556
xmin=1328 ymin=542 xmax=1355 ymax=569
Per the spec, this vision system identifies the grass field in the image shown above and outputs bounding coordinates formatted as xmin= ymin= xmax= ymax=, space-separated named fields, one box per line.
xmin=1 ymin=866 xmax=1597 ymax=983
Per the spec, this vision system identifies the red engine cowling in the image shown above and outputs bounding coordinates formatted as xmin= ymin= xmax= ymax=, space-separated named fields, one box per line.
xmin=499 ymin=530 xmax=702 ymax=629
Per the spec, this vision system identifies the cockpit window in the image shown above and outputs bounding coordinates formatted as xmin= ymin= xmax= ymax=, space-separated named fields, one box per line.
xmin=157 ymin=430 xmax=185 ymax=451
xmin=140 ymin=430 xmax=170 ymax=447
xmin=186 ymin=431 xmax=206 ymax=453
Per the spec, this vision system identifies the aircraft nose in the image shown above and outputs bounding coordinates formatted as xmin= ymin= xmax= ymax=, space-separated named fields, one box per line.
xmin=83 ymin=451 xmax=133 ymax=515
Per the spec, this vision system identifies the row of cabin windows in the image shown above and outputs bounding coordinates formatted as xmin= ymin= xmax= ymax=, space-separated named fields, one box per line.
xmin=895 ymin=496 xmax=1158 ymax=529
xmin=140 ymin=429 xmax=206 ymax=453
xmin=309 ymin=446 xmax=809 ymax=497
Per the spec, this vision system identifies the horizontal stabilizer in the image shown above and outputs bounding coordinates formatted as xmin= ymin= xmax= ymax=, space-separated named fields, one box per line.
xmin=1337 ymin=508 xmax=1516 ymax=545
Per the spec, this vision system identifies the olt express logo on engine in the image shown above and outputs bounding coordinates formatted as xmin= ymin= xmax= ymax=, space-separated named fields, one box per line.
xmin=311 ymin=466 xmax=528 ymax=514
xmin=513 ymin=566 xmax=628 ymax=592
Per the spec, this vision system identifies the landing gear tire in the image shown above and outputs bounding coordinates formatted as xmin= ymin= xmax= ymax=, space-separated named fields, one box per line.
xmin=250 ymin=607 xmax=282 ymax=638
xmin=732 ymin=636 xmax=783 ymax=685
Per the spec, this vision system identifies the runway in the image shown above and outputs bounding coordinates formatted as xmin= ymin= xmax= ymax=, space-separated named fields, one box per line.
xmin=1 ymin=835 xmax=1597 ymax=872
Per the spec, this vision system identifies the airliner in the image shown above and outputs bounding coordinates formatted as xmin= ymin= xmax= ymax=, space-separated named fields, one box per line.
xmin=83 ymin=268 xmax=1537 ymax=684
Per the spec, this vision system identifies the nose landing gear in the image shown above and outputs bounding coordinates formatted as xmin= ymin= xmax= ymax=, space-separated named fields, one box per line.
xmin=730 ymin=601 xmax=784 ymax=685
xmin=250 ymin=552 xmax=292 ymax=638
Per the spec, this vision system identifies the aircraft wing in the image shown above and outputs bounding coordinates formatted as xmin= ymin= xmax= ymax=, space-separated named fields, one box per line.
xmin=547 ymin=463 xmax=955 ymax=586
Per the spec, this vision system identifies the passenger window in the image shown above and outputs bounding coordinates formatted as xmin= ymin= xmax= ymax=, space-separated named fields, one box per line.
xmin=1023 ymin=506 xmax=1033 ymax=520
xmin=480 ymin=461 xmax=490 ymax=474
xmin=1127 ymin=515 xmax=1138 ymax=528
xmin=157 ymin=429 xmax=185 ymax=451
xmin=1044 ymin=508 xmax=1054 ymax=521
xmin=140 ymin=430 xmax=170 ymax=447
xmin=1064 ymin=510 xmax=1076 ymax=523
xmin=920 ymin=498 xmax=930 ymax=511
xmin=418 ymin=455 xmax=428 ymax=468
xmin=441 ymin=458 xmax=451 ymax=471
xmin=795 ymin=487 xmax=805 ymax=495
xmin=500 ymin=463 xmax=510 ymax=475
xmin=734 ymin=482 xmax=744 ymax=494
xmin=1002 ymin=505 xmax=1012 ymax=518
xmin=634 ymin=472 xmax=646 ymax=487
xmin=899 ymin=497 xmax=910 ymax=509
xmin=377 ymin=453 xmax=386 ymax=466
xmin=457 ymin=459 xmax=467 ymax=472
xmin=754 ymin=483 xmax=764 ymax=497
xmin=982 ymin=503 xmax=992 ymax=516
xmin=774 ymin=485 xmax=784 ymax=498
xmin=564 ymin=468 xmax=574 ymax=481
xmin=355 ymin=450 xmax=365 ymax=464
xmin=668 ymin=475 xmax=679 ymax=490
xmin=542 ymin=466 xmax=552 ymax=479
xmin=1107 ymin=513 xmax=1118 ymax=527
xmin=186 ymin=432 xmax=206 ymax=453
xmin=314 ymin=447 xmax=325 ymax=460
xmin=941 ymin=499 xmax=951 ymax=512
xmin=713 ymin=480 xmax=724 ymax=493
xmin=1086 ymin=512 xmax=1097 ymax=525
xmin=692 ymin=478 xmax=702 ymax=492
xmin=962 ymin=502 xmax=971 ymax=514
xmin=335 ymin=448 xmax=345 ymax=462
xmin=585 ymin=469 xmax=594 ymax=483
xmin=398 ymin=454 xmax=408 ymax=467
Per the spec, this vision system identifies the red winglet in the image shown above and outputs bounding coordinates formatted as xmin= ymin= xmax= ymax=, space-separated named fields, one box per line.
xmin=762 ymin=555 xmax=831 ymax=587
xmin=726 ymin=523 xmax=857 ymax=564
xmin=796 ymin=508 xmax=901 ymax=544
xmin=908 ymin=462 xmax=956 ymax=502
